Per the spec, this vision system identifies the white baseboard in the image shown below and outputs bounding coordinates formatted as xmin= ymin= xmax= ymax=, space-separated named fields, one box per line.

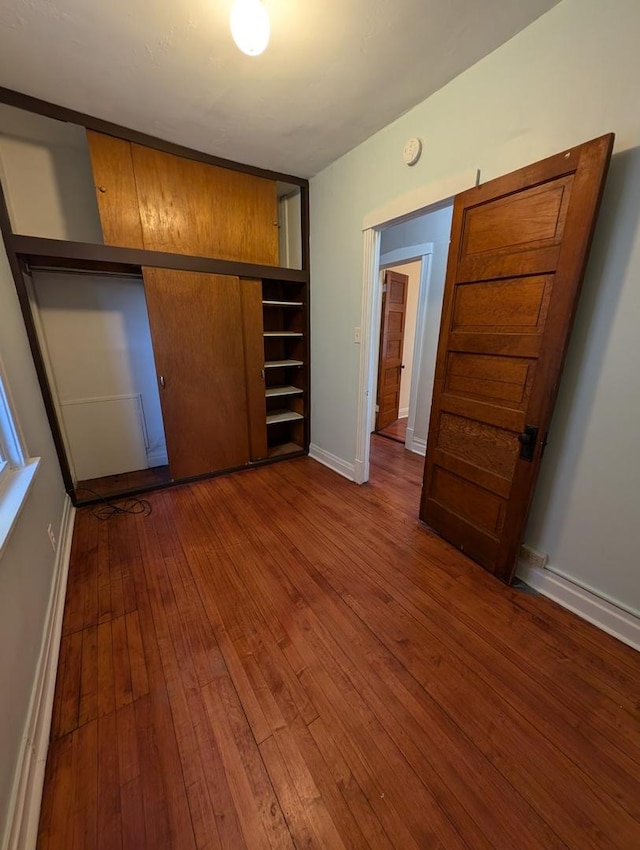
xmin=3 ymin=496 xmax=76 ymax=850
xmin=516 ymin=561 xmax=640 ymax=652
xmin=409 ymin=436 xmax=427 ymax=457
xmin=309 ymin=444 xmax=355 ymax=482
xmin=147 ymin=449 xmax=168 ymax=467
xmin=398 ymin=408 xmax=409 ymax=419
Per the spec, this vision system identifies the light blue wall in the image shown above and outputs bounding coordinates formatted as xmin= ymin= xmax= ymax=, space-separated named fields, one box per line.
xmin=310 ymin=0 xmax=640 ymax=615
xmin=0 ymin=242 xmax=66 ymax=839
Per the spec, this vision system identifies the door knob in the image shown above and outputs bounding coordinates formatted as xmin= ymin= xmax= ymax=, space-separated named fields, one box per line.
xmin=518 ymin=425 xmax=538 ymax=461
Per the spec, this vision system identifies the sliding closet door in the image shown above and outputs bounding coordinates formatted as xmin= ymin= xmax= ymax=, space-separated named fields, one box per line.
xmin=142 ymin=268 xmax=250 ymax=479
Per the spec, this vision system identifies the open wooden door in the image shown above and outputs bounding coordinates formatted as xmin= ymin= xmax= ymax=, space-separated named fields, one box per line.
xmin=420 ymin=134 xmax=614 ymax=582
xmin=375 ymin=270 xmax=408 ymax=431
xmin=142 ymin=268 xmax=251 ymax=480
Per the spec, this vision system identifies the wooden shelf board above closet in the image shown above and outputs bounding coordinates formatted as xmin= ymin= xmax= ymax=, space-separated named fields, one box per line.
xmin=11 ymin=234 xmax=309 ymax=282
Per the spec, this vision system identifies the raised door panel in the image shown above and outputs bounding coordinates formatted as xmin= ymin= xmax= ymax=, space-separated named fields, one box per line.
xmin=142 ymin=268 xmax=250 ymax=479
xmin=86 ymin=130 xmax=144 ymax=249
xmin=132 ymin=144 xmax=280 ymax=265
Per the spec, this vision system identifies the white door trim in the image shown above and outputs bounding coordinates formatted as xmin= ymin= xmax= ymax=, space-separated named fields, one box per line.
xmin=356 ymin=171 xmax=478 ymax=485
xmin=379 ymin=249 xmax=434 ymax=456
xmin=362 ymin=169 xmax=479 ymax=231
xmin=354 ymin=228 xmax=381 ymax=484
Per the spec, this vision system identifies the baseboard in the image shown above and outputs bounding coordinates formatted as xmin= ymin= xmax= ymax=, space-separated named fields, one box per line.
xmin=410 ymin=436 xmax=427 ymax=457
xmin=309 ymin=444 xmax=355 ymax=482
xmin=3 ymin=496 xmax=76 ymax=850
xmin=516 ymin=561 xmax=640 ymax=652
xmin=147 ymin=449 xmax=168 ymax=467
xmin=398 ymin=408 xmax=409 ymax=419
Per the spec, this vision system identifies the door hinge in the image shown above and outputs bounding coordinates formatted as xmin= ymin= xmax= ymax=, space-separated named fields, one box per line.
xmin=540 ymin=431 xmax=549 ymax=460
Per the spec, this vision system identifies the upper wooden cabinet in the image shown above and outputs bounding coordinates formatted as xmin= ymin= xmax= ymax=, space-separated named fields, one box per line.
xmin=87 ymin=130 xmax=280 ymax=266
xmin=86 ymin=130 xmax=144 ymax=249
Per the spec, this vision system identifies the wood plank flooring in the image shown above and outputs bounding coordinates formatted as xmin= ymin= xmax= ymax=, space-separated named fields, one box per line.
xmin=375 ymin=416 xmax=408 ymax=444
xmin=76 ymin=465 xmax=170 ymax=502
xmin=38 ymin=436 xmax=640 ymax=849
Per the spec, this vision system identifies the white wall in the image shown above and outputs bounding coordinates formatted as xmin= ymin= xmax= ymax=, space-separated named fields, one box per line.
xmin=278 ymin=190 xmax=303 ymax=269
xmin=31 ymin=272 xmax=167 ymax=481
xmin=0 ymin=245 xmax=66 ymax=838
xmin=0 ymin=104 xmax=102 ymax=243
xmin=310 ymin=0 xmax=640 ymax=616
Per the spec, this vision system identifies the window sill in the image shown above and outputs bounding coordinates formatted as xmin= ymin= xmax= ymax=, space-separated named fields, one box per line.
xmin=0 ymin=458 xmax=41 ymax=558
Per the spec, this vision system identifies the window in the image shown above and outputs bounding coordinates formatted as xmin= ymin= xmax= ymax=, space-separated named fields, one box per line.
xmin=0 ymin=356 xmax=39 ymax=555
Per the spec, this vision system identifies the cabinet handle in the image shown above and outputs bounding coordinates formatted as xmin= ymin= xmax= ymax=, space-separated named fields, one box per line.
xmin=159 ymin=376 xmax=165 ymax=390
xmin=97 ymin=185 xmax=107 ymax=194
xmin=261 ymin=369 xmax=265 ymax=381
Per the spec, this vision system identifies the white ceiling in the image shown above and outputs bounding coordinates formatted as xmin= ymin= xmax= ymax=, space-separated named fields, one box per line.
xmin=0 ymin=0 xmax=560 ymax=178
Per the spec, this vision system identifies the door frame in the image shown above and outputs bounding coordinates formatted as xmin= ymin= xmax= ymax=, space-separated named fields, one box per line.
xmin=377 ymin=249 xmax=433 ymax=452
xmin=354 ymin=169 xmax=479 ymax=484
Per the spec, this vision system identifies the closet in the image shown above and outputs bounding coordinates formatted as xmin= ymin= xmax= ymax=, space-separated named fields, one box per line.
xmin=0 ymin=95 xmax=310 ymax=504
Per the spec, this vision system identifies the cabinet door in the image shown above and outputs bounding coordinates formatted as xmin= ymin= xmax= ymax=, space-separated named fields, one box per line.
xmin=132 ymin=144 xmax=280 ymax=265
xmin=86 ymin=131 xmax=144 ymax=248
xmin=142 ymin=268 xmax=250 ymax=479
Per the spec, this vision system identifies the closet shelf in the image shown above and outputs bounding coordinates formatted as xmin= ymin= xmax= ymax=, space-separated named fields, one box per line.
xmin=263 ymin=331 xmax=303 ymax=337
xmin=265 ymin=385 xmax=304 ymax=398
xmin=262 ymin=300 xmax=303 ymax=307
xmin=267 ymin=442 xmax=304 ymax=458
xmin=264 ymin=359 xmax=304 ymax=368
xmin=266 ymin=410 xmax=305 ymax=425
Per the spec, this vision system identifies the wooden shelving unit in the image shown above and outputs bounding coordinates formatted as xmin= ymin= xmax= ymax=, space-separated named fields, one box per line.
xmin=261 ymin=279 xmax=308 ymax=458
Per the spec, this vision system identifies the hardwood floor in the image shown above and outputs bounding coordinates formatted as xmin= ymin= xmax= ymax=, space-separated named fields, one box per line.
xmin=375 ymin=416 xmax=407 ymax=444
xmin=39 ymin=436 xmax=640 ymax=849
xmin=75 ymin=465 xmax=170 ymax=502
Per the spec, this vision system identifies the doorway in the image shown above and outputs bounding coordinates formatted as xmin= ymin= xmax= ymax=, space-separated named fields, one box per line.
xmin=374 ymin=262 xmax=422 ymax=446
xmin=361 ymin=199 xmax=458 ymax=481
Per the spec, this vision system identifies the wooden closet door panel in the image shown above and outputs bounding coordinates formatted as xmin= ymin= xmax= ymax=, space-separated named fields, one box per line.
xmin=142 ymin=268 xmax=250 ymax=479
xmin=132 ymin=145 xmax=280 ymax=265
xmin=240 ymin=279 xmax=268 ymax=460
xmin=86 ymin=131 xmax=144 ymax=248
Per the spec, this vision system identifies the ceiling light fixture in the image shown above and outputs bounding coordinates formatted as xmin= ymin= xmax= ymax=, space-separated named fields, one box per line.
xmin=230 ymin=0 xmax=270 ymax=56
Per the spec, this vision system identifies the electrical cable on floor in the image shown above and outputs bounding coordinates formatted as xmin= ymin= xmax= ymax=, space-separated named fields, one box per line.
xmin=74 ymin=487 xmax=153 ymax=521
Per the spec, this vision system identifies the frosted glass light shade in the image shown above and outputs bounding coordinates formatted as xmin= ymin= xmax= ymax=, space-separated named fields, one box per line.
xmin=230 ymin=0 xmax=270 ymax=56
